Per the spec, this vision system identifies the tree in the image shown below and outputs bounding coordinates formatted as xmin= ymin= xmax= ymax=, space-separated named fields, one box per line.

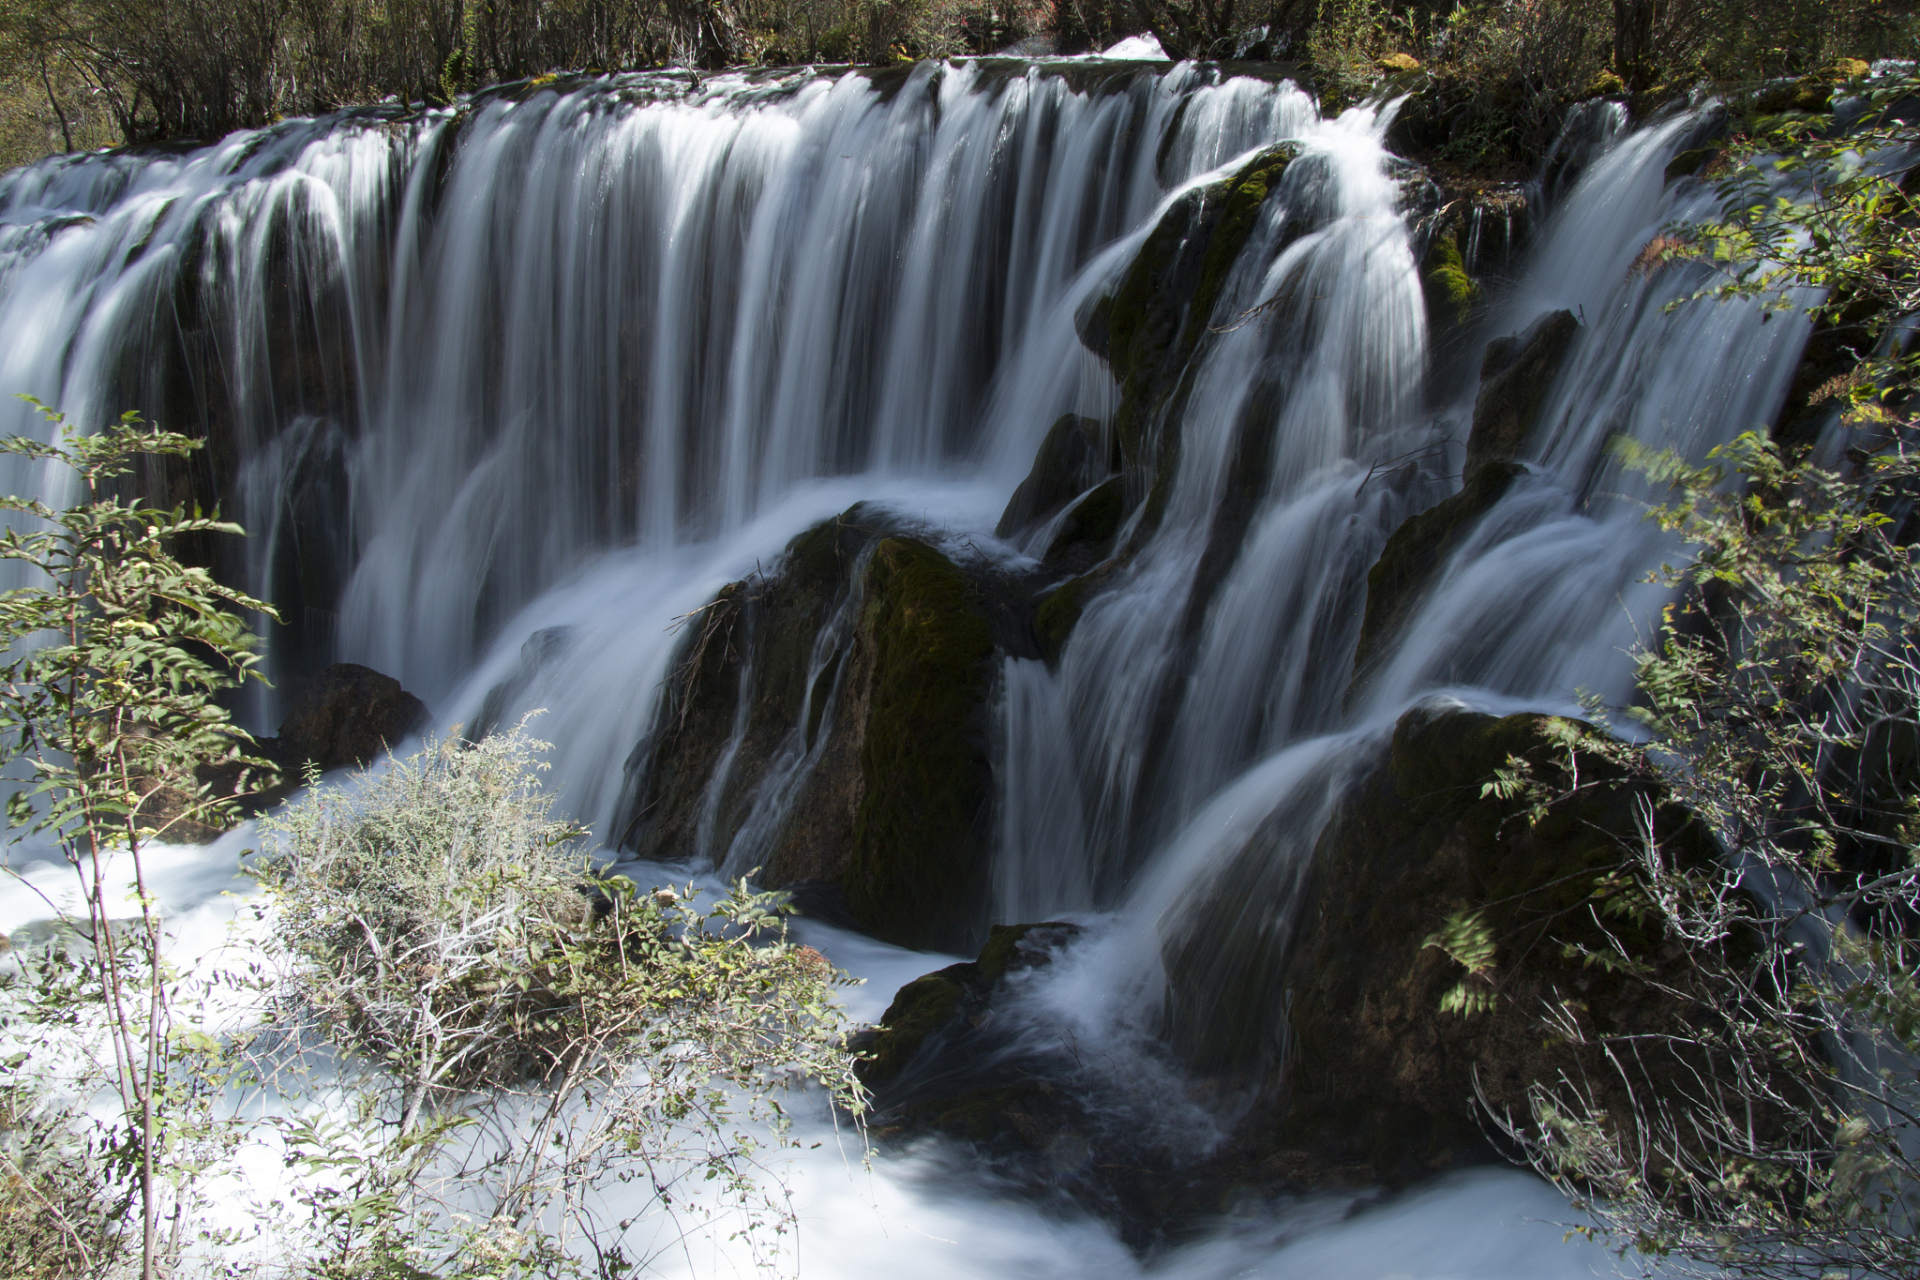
xmin=0 ymin=401 xmax=279 ymax=1280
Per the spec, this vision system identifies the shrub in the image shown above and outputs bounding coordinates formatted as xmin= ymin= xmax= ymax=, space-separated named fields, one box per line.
xmin=251 ymin=722 xmax=866 ymax=1274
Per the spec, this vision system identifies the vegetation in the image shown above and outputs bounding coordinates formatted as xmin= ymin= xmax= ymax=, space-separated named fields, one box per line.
xmin=0 ymin=409 xmax=864 ymax=1277
xmin=0 ymin=0 xmax=1906 ymax=170
xmin=1434 ymin=83 xmax=1920 ymax=1279
xmin=0 ymin=405 xmax=276 ymax=1280
xmin=252 ymin=724 xmax=865 ymax=1276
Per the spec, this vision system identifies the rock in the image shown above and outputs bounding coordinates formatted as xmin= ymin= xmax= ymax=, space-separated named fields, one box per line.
xmin=274 ymin=663 xmax=430 ymax=772
xmin=1409 ymin=182 xmax=1530 ymax=352
xmin=1349 ymin=461 xmax=1524 ymax=683
xmin=840 ymin=537 xmax=997 ymax=947
xmin=857 ymin=920 xmax=1083 ymax=1085
xmin=1375 ymin=51 xmax=1420 ymax=73
xmin=1422 ymin=225 xmax=1480 ymax=335
xmin=996 ymin=414 xmax=1113 ymax=540
xmin=1080 ymin=144 xmax=1299 ymax=540
xmin=1228 ymin=705 xmax=1716 ymax=1184
xmin=1465 ymin=308 xmax=1579 ymax=474
xmin=1041 ymin=477 xmax=1124 ymax=571
xmin=1664 ymin=145 xmax=1721 ymax=183
xmin=135 ymin=662 xmax=427 ymax=843
xmin=618 ymin=510 xmax=1011 ymax=950
xmin=1259 ymin=706 xmax=1728 ymax=1189
xmin=621 ymin=510 xmax=873 ymax=864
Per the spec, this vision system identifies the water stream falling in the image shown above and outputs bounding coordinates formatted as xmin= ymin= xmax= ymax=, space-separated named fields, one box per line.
xmin=0 ymin=54 xmax=1818 ymax=1273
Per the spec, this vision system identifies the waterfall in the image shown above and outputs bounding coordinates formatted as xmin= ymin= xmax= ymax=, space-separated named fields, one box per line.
xmin=0 ymin=54 xmax=1821 ymax=1271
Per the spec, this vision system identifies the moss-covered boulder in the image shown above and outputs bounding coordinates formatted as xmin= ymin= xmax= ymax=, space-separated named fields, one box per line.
xmin=620 ymin=509 xmax=876 ymax=867
xmin=1079 ymin=144 xmax=1299 ymax=538
xmin=840 ymin=537 xmax=998 ymax=947
xmin=1349 ymin=461 xmax=1523 ymax=683
xmin=1465 ymin=308 xmax=1579 ymax=473
xmin=619 ymin=512 xmax=1010 ymax=951
xmin=996 ymin=414 xmax=1113 ymax=540
xmin=1249 ymin=704 xmax=1717 ymax=1184
xmin=855 ymin=921 xmax=1082 ymax=1086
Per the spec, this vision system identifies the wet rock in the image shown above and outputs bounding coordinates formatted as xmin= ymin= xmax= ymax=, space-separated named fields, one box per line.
xmin=1079 ymin=144 xmax=1299 ymax=540
xmin=996 ymin=414 xmax=1113 ymax=540
xmin=139 ymin=662 xmax=428 ymax=842
xmin=839 ymin=537 xmax=997 ymax=947
xmin=1465 ymin=308 xmax=1579 ymax=474
xmin=619 ymin=509 xmax=1013 ymax=950
xmin=1250 ymin=704 xmax=1717 ymax=1184
xmin=856 ymin=920 xmax=1082 ymax=1085
xmin=1349 ymin=460 xmax=1523 ymax=683
xmin=274 ymin=663 xmax=430 ymax=772
xmin=1040 ymin=477 xmax=1124 ymax=571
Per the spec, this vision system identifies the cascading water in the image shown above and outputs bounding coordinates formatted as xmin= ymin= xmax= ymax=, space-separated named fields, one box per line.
xmin=0 ymin=52 xmax=1819 ymax=1275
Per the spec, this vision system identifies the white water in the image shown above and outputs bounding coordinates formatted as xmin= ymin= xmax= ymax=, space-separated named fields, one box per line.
xmin=0 ymin=54 xmax=1811 ymax=1274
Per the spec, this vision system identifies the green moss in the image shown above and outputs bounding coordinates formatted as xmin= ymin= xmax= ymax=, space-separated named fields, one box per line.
xmin=858 ymin=966 xmax=971 ymax=1084
xmin=1422 ymin=231 xmax=1479 ymax=333
xmin=842 ymin=538 xmax=996 ymax=947
xmin=1034 ymin=572 xmax=1094 ymax=665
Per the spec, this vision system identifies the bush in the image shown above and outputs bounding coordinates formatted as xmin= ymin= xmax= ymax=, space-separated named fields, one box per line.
xmin=1460 ymin=84 xmax=1920 ymax=1279
xmin=252 ymin=722 xmax=866 ymax=1274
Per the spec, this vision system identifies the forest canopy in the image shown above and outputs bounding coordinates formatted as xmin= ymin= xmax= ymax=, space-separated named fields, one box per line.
xmin=0 ymin=0 xmax=1912 ymax=166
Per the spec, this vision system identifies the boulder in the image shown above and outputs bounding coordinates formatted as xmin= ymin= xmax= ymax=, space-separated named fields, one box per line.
xmin=855 ymin=921 xmax=1082 ymax=1086
xmin=137 ymin=662 xmax=428 ymax=842
xmin=1079 ymin=144 xmax=1299 ymax=541
xmin=619 ymin=509 xmax=1009 ymax=951
xmin=1348 ymin=460 xmax=1523 ymax=684
xmin=996 ymin=414 xmax=1113 ymax=540
xmin=273 ymin=663 xmax=430 ymax=772
xmin=839 ymin=537 xmax=997 ymax=947
xmin=1465 ymin=308 xmax=1579 ymax=474
xmin=1246 ymin=704 xmax=1717 ymax=1184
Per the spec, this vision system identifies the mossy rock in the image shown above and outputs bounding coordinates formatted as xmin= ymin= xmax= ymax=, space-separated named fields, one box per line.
xmin=1244 ymin=704 xmax=1723 ymax=1183
xmin=1085 ymin=144 xmax=1300 ymax=537
xmin=1422 ymin=226 xmax=1480 ymax=337
xmin=1349 ymin=461 xmax=1523 ymax=684
xmin=1033 ymin=567 xmax=1105 ymax=665
xmin=1465 ymin=308 xmax=1580 ymax=474
xmin=856 ymin=921 xmax=1082 ymax=1086
xmin=1041 ymin=477 xmax=1125 ymax=570
xmin=619 ymin=508 xmax=880 ymax=863
xmin=841 ymin=538 xmax=998 ymax=948
xmin=997 ymin=414 xmax=1113 ymax=540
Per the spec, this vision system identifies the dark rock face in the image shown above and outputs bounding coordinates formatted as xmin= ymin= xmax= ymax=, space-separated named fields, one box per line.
xmin=274 ymin=663 xmax=430 ymax=772
xmin=1349 ymin=460 xmax=1523 ymax=684
xmin=1465 ymin=308 xmax=1580 ymax=474
xmin=620 ymin=507 xmax=1007 ymax=951
xmin=995 ymin=414 xmax=1114 ymax=541
xmin=1255 ymin=704 xmax=1716 ymax=1184
xmin=1080 ymin=143 xmax=1299 ymax=542
xmin=840 ymin=537 xmax=997 ymax=948
xmin=144 ymin=662 xmax=428 ymax=842
xmin=855 ymin=921 xmax=1082 ymax=1086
